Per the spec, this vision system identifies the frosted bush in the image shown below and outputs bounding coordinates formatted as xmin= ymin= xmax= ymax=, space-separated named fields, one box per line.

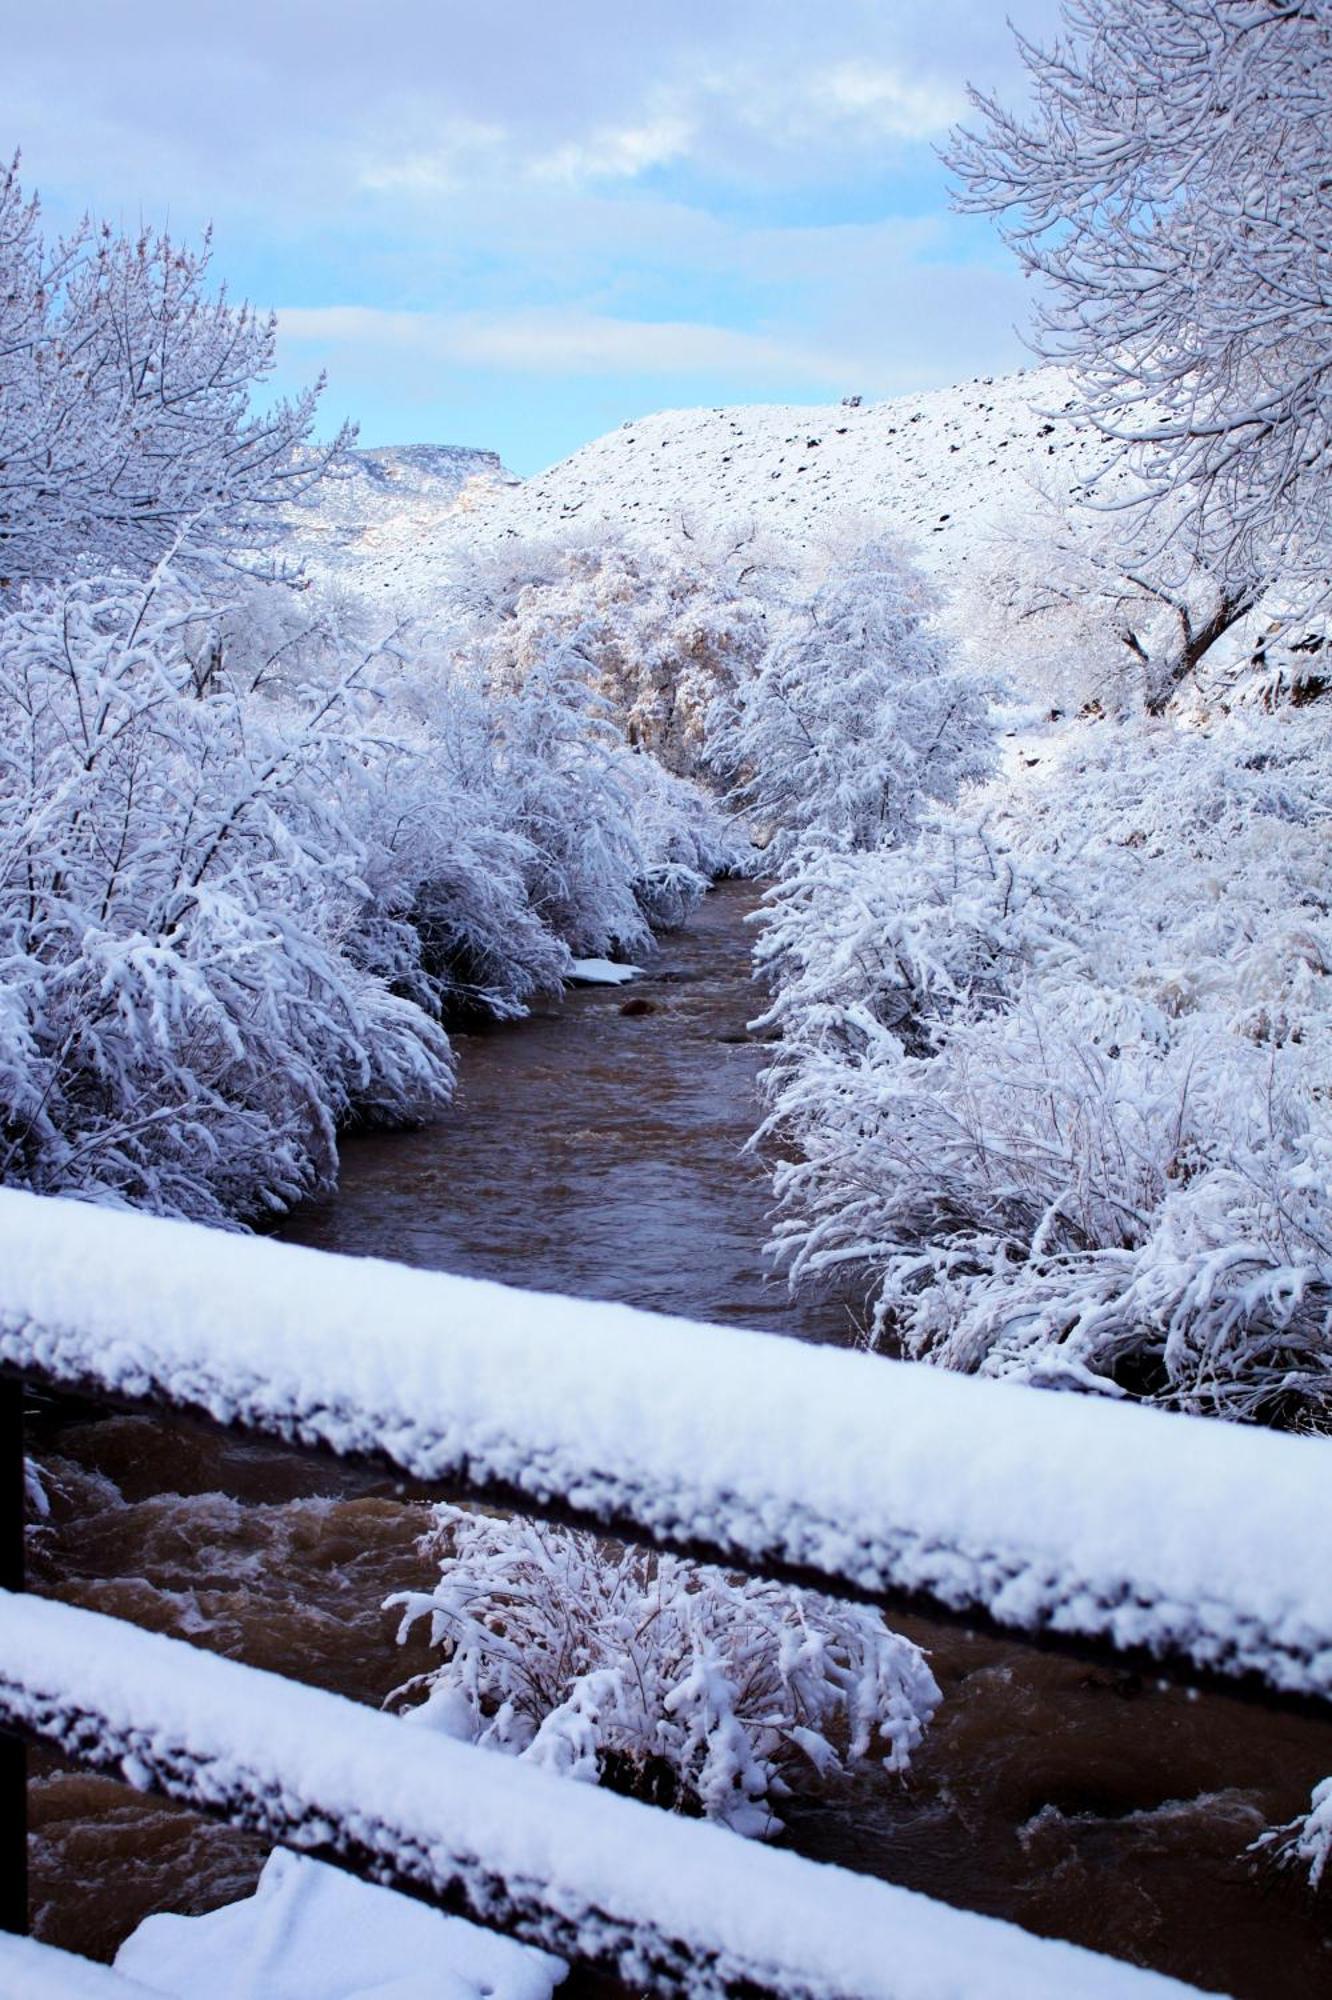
xmin=621 ymin=752 xmax=752 ymax=929
xmin=450 ymin=526 xmax=780 ymax=780
xmin=755 ymin=711 xmax=1332 ymax=1423
xmin=707 ymin=537 xmax=995 ymax=867
xmin=386 ymin=1506 xmax=939 ymax=1839
xmin=1255 ymin=1779 xmax=1332 ymax=1895
xmin=442 ymin=617 xmax=745 ymax=961
xmin=344 ymin=653 xmax=575 ymax=1022
xmin=0 ymin=572 xmax=455 ymax=1221
xmin=485 ymin=636 xmax=660 ymax=960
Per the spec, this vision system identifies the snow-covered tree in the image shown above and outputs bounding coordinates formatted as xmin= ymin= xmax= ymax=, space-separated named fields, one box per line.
xmin=0 ymin=156 xmax=349 ymax=590
xmin=947 ymin=0 xmax=1332 ymax=602
xmin=986 ymin=482 xmax=1262 ymax=715
xmin=386 ymin=1506 xmax=939 ymax=1839
xmin=452 ymin=526 xmax=780 ymax=780
xmin=708 ymin=538 xmax=994 ymax=866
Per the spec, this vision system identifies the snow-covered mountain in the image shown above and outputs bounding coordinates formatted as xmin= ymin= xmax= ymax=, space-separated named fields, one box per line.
xmin=283 ymin=441 xmax=520 ymax=573
xmin=329 ymin=367 xmax=1134 ymax=611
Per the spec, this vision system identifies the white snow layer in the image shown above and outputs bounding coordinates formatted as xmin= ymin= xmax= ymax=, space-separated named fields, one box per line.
xmin=0 ymin=1935 xmax=163 ymax=1997
xmin=0 ymin=1594 xmax=1214 ymax=2000
xmin=2 ymin=1188 xmax=1330 ymax=1698
xmin=565 ymin=957 xmax=641 ymax=985
xmin=115 ymin=1848 xmax=561 ymax=2000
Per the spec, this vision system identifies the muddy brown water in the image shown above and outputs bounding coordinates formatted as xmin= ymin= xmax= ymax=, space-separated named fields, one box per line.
xmin=28 ymin=881 xmax=1332 ymax=1997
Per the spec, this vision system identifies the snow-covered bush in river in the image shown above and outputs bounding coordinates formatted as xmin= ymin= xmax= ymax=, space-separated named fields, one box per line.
xmin=754 ymin=710 xmax=1332 ymax=1423
xmin=386 ymin=1505 xmax=939 ymax=1839
xmin=485 ymin=636 xmax=669 ymax=960
xmin=621 ymin=748 xmax=752 ymax=930
xmin=1257 ymin=1779 xmax=1332 ymax=1895
xmin=707 ymin=537 xmax=995 ymax=867
xmin=345 ymin=672 xmax=573 ymax=1028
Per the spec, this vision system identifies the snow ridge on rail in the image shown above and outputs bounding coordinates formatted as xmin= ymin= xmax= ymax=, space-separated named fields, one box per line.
xmin=2 ymin=1189 xmax=1331 ymax=1700
xmin=0 ymin=1595 xmax=1211 ymax=1999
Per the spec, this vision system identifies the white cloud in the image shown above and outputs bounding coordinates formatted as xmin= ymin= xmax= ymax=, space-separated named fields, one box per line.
xmin=531 ymin=115 xmax=696 ymax=186
xmin=354 ymin=58 xmax=966 ymax=206
xmin=811 ymin=61 xmax=966 ymax=140
xmin=364 ymin=111 xmax=696 ymax=197
xmin=277 ymin=305 xmax=854 ymax=382
xmin=359 ymin=120 xmax=508 ymax=195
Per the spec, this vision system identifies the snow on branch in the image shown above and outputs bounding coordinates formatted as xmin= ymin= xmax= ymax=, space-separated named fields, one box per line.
xmin=946 ymin=0 xmax=1332 ymax=604
xmin=2 ymin=1189 xmax=1332 ymax=1702
xmin=0 ymin=1592 xmax=1207 ymax=1999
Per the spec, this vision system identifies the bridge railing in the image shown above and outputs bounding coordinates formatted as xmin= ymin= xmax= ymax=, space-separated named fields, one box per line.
xmin=2 ymin=1187 xmax=1328 ymax=1997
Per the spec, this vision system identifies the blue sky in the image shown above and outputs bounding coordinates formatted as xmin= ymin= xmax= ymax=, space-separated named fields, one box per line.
xmin=4 ymin=1 xmax=1062 ymax=474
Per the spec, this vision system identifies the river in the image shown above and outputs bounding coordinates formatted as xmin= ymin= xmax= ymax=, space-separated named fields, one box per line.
xmin=28 ymin=881 xmax=1332 ymax=1996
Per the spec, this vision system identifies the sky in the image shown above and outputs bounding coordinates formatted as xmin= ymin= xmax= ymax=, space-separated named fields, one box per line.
xmin=3 ymin=1 xmax=1063 ymax=475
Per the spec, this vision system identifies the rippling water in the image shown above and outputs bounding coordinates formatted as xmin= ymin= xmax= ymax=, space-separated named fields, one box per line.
xmin=30 ymin=882 xmax=1332 ymax=1996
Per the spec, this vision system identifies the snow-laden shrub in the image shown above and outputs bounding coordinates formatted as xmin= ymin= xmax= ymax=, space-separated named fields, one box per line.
xmin=1255 ymin=1779 xmax=1332 ymax=1894
xmin=0 ymin=571 xmax=454 ymax=1220
xmin=621 ymin=751 xmax=753 ymax=929
xmin=707 ymin=537 xmax=995 ymax=868
xmin=441 ymin=620 xmax=745 ymax=961
xmin=449 ymin=526 xmax=780 ymax=780
xmin=386 ymin=1506 xmax=939 ymax=1839
xmin=342 ymin=653 xmax=576 ymax=1023
xmin=755 ymin=711 xmax=1332 ymax=1423
xmin=484 ymin=636 xmax=658 ymax=959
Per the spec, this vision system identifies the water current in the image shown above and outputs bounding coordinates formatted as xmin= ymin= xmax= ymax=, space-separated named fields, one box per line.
xmin=28 ymin=881 xmax=1332 ymax=1997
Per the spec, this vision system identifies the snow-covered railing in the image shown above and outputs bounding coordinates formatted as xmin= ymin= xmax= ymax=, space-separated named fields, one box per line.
xmin=3 ymin=1187 xmax=1330 ymax=1993
xmin=3 ymin=1188 xmax=1331 ymax=1705
xmin=0 ymin=1592 xmax=1201 ymax=1998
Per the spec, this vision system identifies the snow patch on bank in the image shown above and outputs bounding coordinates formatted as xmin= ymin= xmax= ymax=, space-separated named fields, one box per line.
xmin=115 ymin=1849 xmax=562 ymax=2000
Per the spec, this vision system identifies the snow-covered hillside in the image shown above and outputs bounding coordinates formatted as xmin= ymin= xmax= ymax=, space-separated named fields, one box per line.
xmin=333 ymin=367 xmax=1134 ymax=611
xmin=283 ymin=441 xmax=519 ymax=573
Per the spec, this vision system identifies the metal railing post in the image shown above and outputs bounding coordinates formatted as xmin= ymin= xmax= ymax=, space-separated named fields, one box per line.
xmin=1 ymin=1373 xmax=25 ymax=1936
